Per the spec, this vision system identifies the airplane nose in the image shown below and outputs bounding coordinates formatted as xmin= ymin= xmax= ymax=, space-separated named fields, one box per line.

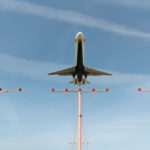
xmin=76 ymin=32 xmax=84 ymax=39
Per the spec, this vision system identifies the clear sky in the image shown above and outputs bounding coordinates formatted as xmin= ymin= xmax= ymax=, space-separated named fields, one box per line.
xmin=0 ymin=0 xmax=150 ymax=150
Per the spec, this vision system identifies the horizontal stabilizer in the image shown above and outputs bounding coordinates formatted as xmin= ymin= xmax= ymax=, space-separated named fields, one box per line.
xmin=48 ymin=66 xmax=76 ymax=76
xmin=84 ymin=66 xmax=112 ymax=76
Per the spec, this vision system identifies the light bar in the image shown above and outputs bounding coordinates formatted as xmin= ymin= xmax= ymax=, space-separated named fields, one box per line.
xmin=0 ymin=88 xmax=22 ymax=93
xmin=51 ymin=88 xmax=109 ymax=93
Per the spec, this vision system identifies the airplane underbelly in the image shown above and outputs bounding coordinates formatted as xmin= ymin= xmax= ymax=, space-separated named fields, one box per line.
xmin=76 ymin=41 xmax=84 ymax=65
xmin=77 ymin=74 xmax=82 ymax=82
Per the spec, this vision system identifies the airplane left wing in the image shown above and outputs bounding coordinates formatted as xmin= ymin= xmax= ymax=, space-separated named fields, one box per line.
xmin=48 ymin=66 xmax=76 ymax=76
xmin=84 ymin=66 xmax=112 ymax=76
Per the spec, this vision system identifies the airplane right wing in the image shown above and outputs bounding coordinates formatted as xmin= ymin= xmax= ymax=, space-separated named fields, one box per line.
xmin=48 ymin=66 xmax=76 ymax=76
xmin=84 ymin=66 xmax=112 ymax=76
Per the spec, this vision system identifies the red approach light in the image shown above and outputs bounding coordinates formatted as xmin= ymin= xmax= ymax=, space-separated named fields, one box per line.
xmin=52 ymin=88 xmax=55 ymax=92
xmin=0 ymin=88 xmax=2 ymax=91
xmin=105 ymin=88 xmax=109 ymax=92
xmin=65 ymin=88 xmax=68 ymax=92
xmin=78 ymin=88 xmax=82 ymax=92
xmin=18 ymin=88 xmax=22 ymax=91
xmin=138 ymin=88 xmax=142 ymax=91
xmin=92 ymin=88 xmax=95 ymax=92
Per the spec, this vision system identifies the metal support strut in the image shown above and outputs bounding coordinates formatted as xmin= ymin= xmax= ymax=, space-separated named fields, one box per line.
xmin=78 ymin=89 xmax=82 ymax=150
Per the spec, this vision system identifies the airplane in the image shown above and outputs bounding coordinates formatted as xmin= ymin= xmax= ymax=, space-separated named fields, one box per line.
xmin=48 ymin=32 xmax=112 ymax=86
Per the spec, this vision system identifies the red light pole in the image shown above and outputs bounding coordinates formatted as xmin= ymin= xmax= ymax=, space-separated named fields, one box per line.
xmin=52 ymin=88 xmax=109 ymax=150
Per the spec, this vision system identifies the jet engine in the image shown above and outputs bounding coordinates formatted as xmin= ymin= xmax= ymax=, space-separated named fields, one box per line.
xmin=73 ymin=78 xmax=77 ymax=84
xmin=83 ymin=78 xmax=87 ymax=84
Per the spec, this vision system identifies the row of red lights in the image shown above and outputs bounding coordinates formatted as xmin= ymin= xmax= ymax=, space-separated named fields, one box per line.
xmin=51 ymin=88 xmax=109 ymax=92
xmin=0 ymin=88 xmax=146 ymax=92
xmin=51 ymin=88 xmax=146 ymax=92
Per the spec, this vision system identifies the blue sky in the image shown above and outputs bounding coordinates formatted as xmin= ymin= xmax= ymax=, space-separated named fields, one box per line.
xmin=0 ymin=0 xmax=150 ymax=150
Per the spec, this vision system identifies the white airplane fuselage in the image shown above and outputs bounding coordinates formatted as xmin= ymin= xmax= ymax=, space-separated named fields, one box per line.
xmin=75 ymin=32 xmax=85 ymax=86
xmin=75 ymin=32 xmax=85 ymax=65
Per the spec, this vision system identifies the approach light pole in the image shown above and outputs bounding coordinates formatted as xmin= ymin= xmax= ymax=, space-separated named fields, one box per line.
xmin=0 ymin=88 xmax=22 ymax=93
xmin=51 ymin=88 xmax=109 ymax=150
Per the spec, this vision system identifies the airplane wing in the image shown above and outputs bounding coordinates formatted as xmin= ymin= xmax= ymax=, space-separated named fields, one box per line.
xmin=48 ymin=66 xmax=76 ymax=76
xmin=84 ymin=66 xmax=112 ymax=76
